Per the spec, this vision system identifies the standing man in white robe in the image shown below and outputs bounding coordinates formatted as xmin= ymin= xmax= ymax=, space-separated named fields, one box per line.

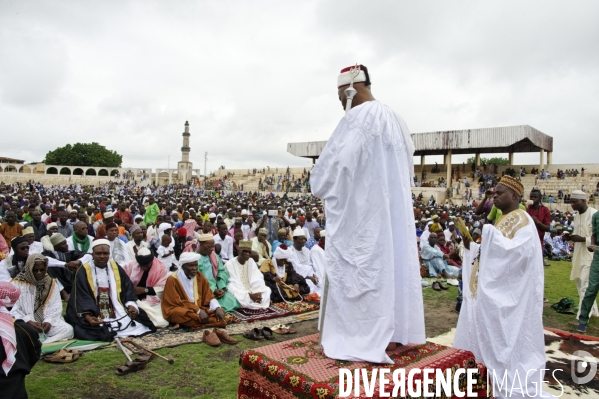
xmin=225 ymin=240 xmax=271 ymax=309
xmin=310 ymin=64 xmax=425 ymax=363
xmin=567 ymin=190 xmax=598 ymax=320
xmin=455 ymin=176 xmax=548 ymax=399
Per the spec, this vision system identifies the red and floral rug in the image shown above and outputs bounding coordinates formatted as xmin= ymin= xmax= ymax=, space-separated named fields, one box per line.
xmin=238 ymin=333 xmax=489 ymax=399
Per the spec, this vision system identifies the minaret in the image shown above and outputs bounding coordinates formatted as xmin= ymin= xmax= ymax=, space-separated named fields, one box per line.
xmin=181 ymin=121 xmax=190 ymax=162
xmin=177 ymin=121 xmax=193 ymax=183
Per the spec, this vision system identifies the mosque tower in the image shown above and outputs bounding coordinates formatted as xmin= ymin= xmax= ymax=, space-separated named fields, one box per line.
xmin=177 ymin=121 xmax=193 ymax=183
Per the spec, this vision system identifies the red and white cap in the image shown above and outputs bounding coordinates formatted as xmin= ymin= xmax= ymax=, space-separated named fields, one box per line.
xmin=337 ymin=64 xmax=370 ymax=88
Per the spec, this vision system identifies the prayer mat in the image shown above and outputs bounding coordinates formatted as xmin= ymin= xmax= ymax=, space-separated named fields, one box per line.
xmin=230 ymin=305 xmax=291 ymax=322
xmin=41 ymin=339 xmax=111 ymax=355
xmin=238 ymin=333 xmax=490 ymax=399
xmin=125 ymin=311 xmax=320 ymax=351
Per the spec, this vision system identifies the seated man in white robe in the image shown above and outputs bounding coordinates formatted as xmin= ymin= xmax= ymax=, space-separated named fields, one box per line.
xmin=104 ymin=222 xmax=131 ymax=265
xmin=65 ymin=239 xmax=156 ymax=341
xmin=126 ymin=224 xmax=149 ymax=261
xmin=225 ymin=240 xmax=271 ymax=309
xmin=455 ymin=176 xmax=549 ymax=398
xmin=289 ymin=228 xmax=321 ymax=296
xmin=122 ymin=248 xmax=169 ymax=328
xmin=10 ymin=254 xmax=74 ymax=343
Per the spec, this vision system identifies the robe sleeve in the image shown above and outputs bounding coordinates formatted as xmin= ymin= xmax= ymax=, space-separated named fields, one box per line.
xmin=216 ymin=258 xmax=229 ymax=290
xmin=117 ymin=264 xmax=140 ymax=308
xmin=68 ymin=266 xmax=100 ymax=318
xmin=9 ymin=282 xmax=34 ymax=323
xmin=43 ymin=283 xmax=65 ymax=326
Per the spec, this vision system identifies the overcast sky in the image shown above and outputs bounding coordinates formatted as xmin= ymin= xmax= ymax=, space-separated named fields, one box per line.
xmin=1 ymin=1 xmax=598 ymax=173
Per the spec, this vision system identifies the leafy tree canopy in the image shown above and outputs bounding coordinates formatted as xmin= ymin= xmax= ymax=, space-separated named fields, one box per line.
xmin=466 ymin=156 xmax=509 ymax=166
xmin=44 ymin=142 xmax=122 ymax=167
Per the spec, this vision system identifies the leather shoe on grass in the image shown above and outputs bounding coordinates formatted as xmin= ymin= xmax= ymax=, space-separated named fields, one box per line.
xmin=203 ymin=330 xmax=221 ymax=347
xmin=214 ymin=328 xmax=238 ymax=345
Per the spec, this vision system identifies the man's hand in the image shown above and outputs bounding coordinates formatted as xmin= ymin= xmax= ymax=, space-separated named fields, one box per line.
xmin=84 ymin=314 xmax=103 ymax=326
xmin=127 ymin=305 xmax=138 ymax=320
xmin=41 ymin=322 xmax=52 ymax=334
xmin=214 ymin=289 xmax=225 ymax=299
xmin=65 ymin=261 xmax=81 ymax=272
xmin=134 ymin=286 xmax=147 ymax=296
xmin=462 ymin=235 xmax=471 ymax=250
xmin=27 ymin=320 xmax=43 ymax=332
xmin=569 ymin=234 xmax=586 ymax=243
xmin=198 ymin=309 xmax=209 ymax=323
xmin=274 ymin=276 xmax=282 ymax=284
xmin=215 ymin=307 xmax=226 ymax=321
xmin=293 ymin=284 xmax=300 ymax=293
xmin=307 ymin=276 xmax=317 ymax=284
xmin=249 ymin=293 xmax=262 ymax=303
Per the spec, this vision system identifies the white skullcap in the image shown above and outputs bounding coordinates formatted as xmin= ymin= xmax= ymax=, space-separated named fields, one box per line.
xmin=289 ymin=218 xmax=296 ymax=224
xmin=427 ymin=221 xmax=433 ymax=226
xmin=179 ymin=252 xmax=201 ymax=265
xmin=292 ymin=228 xmax=305 ymax=237
xmin=158 ymin=223 xmax=172 ymax=235
xmin=171 ymin=210 xmax=179 ymax=215
xmin=241 ymin=209 xmax=248 ymax=215
xmin=571 ymin=190 xmax=587 ymax=200
xmin=91 ymin=239 xmax=110 ymax=250
xmin=103 ymin=211 xmax=114 ymax=218
xmin=209 ymin=213 xmax=216 ymax=218
xmin=448 ymin=222 xmax=455 ymax=226
xmin=137 ymin=247 xmax=152 ymax=257
xmin=199 ymin=234 xmax=214 ymax=242
xmin=320 ymin=230 xmax=326 ymax=237
xmin=47 ymin=222 xmax=58 ymax=230
xmin=134 ymin=214 xmax=143 ymax=220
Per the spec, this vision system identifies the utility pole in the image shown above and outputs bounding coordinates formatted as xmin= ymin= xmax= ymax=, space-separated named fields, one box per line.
xmin=204 ymin=152 xmax=208 ymax=189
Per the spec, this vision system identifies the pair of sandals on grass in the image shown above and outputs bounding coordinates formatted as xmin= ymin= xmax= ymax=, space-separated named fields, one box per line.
xmin=43 ymin=348 xmax=81 ymax=363
xmin=243 ymin=324 xmax=296 ymax=341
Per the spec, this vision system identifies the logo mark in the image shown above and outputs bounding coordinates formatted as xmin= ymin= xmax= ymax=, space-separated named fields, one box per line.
xmin=571 ymin=350 xmax=597 ymax=385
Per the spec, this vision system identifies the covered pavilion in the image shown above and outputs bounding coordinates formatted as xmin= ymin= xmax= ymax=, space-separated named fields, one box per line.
xmin=287 ymin=124 xmax=553 ymax=184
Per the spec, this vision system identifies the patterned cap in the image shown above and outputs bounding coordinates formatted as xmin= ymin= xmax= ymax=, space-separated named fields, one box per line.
xmin=498 ymin=176 xmax=524 ymax=196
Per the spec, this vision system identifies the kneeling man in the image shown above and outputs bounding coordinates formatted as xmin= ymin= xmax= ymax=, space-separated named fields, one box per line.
xmin=161 ymin=252 xmax=227 ymax=328
xmin=225 ymin=240 xmax=271 ymax=309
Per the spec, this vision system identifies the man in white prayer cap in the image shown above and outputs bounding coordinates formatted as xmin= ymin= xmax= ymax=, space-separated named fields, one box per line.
xmin=289 ymin=228 xmax=321 ymax=296
xmin=566 ymin=190 xmax=598 ymax=320
xmin=224 ymin=240 xmax=271 ymax=309
xmin=311 ymin=64 xmax=425 ymax=363
xmin=66 ymin=238 xmax=156 ymax=341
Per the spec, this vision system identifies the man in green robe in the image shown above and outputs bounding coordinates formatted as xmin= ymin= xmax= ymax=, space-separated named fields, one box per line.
xmin=144 ymin=197 xmax=160 ymax=225
xmin=197 ymin=233 xmax=240 ymax=313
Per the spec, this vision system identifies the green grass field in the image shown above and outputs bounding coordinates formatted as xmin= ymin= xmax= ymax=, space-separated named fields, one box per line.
xmin=27 ymin=259 xmax=594 ymax=399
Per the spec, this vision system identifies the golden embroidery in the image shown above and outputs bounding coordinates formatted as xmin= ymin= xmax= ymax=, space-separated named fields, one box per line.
xmin=495 ymin=209 xmax=529 ymax=239
xmin=469 ymin=209 xmax=529 ymax=298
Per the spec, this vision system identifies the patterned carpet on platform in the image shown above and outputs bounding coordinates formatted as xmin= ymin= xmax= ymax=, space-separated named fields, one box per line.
xmin=238 ymin=333 xmax=489 ymax=399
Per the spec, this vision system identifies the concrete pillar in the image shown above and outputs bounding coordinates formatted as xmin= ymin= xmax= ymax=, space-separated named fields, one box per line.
xmin=508 ymin=152 xmax=514 ymax=166
xmin=475 ymin=153 xmax=481 ymax=167
xmin=547 ymin=151 xmax=552 ymax=165
xmin=539 ymin=149 xmax=545 ymax=172
xmin=168 ymin=172 xmax=172 ymax=185
xmin=446 ymin=149 xmax=452 ymax=185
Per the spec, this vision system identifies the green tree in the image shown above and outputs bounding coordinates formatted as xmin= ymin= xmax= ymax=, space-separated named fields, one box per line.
xmin=466 ymin=156 xmax=509 ymax=166
xmin=44 ymin=143 xmax=123 ymax=167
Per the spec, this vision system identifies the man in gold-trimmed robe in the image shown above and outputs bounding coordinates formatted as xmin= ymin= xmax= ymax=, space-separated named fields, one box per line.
xmin=454 ymin=176 xmax=549 ymax=399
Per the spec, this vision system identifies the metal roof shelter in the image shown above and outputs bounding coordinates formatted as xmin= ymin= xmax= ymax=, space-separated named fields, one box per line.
xmin=288 ymin=125 xmax=554 ymax=184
